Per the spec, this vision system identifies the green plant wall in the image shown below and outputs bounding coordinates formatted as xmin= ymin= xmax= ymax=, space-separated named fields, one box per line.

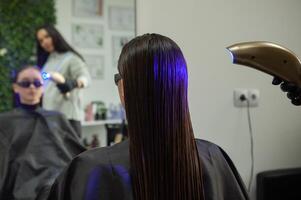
xmin=0 ymin=0 xmax=56 ymax=112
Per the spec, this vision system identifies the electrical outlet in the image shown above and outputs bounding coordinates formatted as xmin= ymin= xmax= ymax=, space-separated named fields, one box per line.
xmin=233 ymin=88 xmax=260 ymax=107
xmin=248 ymin=89 xmax=260 ymax=107
xmin=234 ymin=89 xmax=249 ymax=107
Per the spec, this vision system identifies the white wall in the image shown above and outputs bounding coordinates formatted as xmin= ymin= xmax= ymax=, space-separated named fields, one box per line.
xmin=137 ymin=0 xmax=301 ymax=198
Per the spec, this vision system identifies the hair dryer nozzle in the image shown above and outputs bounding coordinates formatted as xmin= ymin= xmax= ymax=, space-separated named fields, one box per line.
xmin=226 ymin=41 xmax=301 ymax=87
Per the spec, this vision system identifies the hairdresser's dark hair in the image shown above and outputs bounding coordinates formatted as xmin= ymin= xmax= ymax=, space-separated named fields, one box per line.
xmin=118 ymin=33 xmax=204 ymax=200
xmin=12 ymin=65 xmax=42 ymax=107
xmin=35 ymin=24 xmax=84 ymax=68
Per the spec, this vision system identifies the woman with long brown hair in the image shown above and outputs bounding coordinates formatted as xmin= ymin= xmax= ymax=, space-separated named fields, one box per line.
xmin=35 ymin=24 xmax=91 ymax=137
xmin=47 ymin=34 xmax=249 ymax=200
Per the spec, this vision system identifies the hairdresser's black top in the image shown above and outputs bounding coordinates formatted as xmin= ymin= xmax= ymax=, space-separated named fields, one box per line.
xmin=0 ymin=107 xmax=85 ymax=200
xmin=47 ymin=139 xmax=249 ymax=200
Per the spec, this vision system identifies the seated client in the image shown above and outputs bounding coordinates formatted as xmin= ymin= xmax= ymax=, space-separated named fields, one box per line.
xmin=0 ymin=66 xmax=85 ymax=200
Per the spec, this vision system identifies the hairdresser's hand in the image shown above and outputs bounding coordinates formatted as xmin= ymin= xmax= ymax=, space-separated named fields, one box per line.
xmin=57 ymin=79 xmax=78 ymax=94
xmin=49 ymin=72 xmax=65 ymax=84
xmin=272 ymin=77 xmax=301 ymax=105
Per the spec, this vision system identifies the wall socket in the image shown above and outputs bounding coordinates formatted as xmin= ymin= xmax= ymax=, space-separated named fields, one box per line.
xmin=233 ymin=88 xmax=260 ymax=107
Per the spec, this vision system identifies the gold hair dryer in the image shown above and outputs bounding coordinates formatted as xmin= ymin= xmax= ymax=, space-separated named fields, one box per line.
xmin=226 ymin=41 xmax=301 ymax=87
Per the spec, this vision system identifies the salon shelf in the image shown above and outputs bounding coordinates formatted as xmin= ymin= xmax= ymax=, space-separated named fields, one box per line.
xmin=82 ymin=119 xmax=122 ymax=127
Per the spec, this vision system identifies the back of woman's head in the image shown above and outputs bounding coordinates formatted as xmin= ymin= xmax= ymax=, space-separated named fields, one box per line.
xmin=36 ymin=24 xmax=83 ymax=67
xmin=118 ymin=33 xmax=204 ymax=200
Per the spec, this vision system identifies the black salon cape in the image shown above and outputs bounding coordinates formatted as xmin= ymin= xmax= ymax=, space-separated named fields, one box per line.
xmin=48 ymin=139 xmax=250 ymax=200
xmin=0 ymin=108 xmax=86 ymax=200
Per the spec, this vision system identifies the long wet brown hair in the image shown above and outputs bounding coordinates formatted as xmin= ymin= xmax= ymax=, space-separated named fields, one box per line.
xmin=118 ymin=33 xmax=204 ymax=200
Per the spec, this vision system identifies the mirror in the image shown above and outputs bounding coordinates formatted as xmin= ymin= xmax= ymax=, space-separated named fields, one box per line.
xmin=0 ymin=1 xmax=136 ymax=199
xmin=55 ymin=0 xmax=136 ymax=147
xmin=56 ymin=0 xmax=136 ymax=104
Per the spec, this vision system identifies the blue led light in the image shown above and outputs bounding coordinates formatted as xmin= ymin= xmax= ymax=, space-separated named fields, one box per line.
xmin=41 ymin=72 xmax=50 ymax=80
xmin=226 ymin=49 xmax=234 ymax=63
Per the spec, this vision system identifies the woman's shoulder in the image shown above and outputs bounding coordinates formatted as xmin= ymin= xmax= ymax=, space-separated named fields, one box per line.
xmin=0 ymin=108 xmax=37 ymax=119
xmin=195 ymin=138 xmax=218 ymax=148
xmin=49 ymin=141 xmax=131 ymax=199
xmin=48 ymin=51 xmax=75 ymax=61
xmin=0 ymin=109 xmax=15 ymax=118
xmin=0 ymin=108 xmax=68 ymax=129
xmin=59 ymin=140 xmax=130 ymax=190
xmin=68 ymin=51 xmax=84 ymax=62
xmin=36 ymin=107 xmax=64 ymax=117
xmin=72 ymin=140 xmax=130 ymax=168
xmin=195 ymin=138 xmax=223 ymax=158
xmin=0 ymin=110 xmax=16 ymax=132
xmin=195 ymin=138 xmax=249 ymax=199
xmin=195 ymin=138 xmax=234 ymax=167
